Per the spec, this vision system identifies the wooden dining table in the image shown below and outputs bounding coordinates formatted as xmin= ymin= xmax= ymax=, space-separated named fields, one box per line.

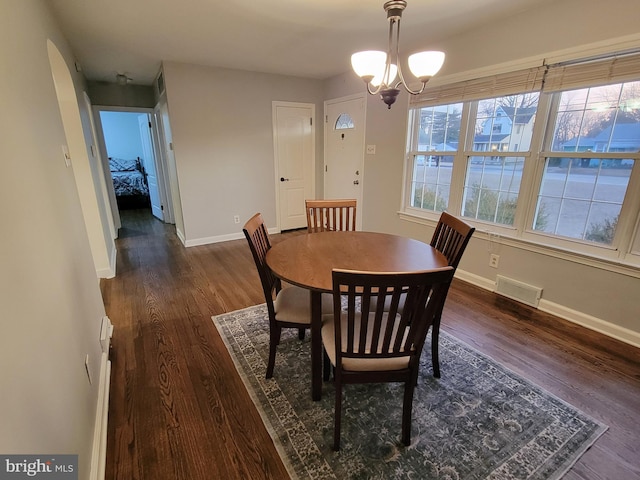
xmin=265 ymin=230 xmax=448 ymax=401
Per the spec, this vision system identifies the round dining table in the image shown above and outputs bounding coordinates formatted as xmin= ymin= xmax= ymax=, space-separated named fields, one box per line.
xmin=266 ymin=230 xmax=448 ymax=400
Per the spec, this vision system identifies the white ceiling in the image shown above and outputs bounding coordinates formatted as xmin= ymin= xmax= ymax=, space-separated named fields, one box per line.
xmin=49 ymin=0 xmax=550 ymax=85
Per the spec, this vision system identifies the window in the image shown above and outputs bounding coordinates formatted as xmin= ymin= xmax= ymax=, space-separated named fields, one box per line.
xmin=404 ymin=69 xmax=640 ymax=264
xmin=335 ymin=113 xmax=354 ymax=130
xmin=407 ymin=103 xmax=462 ymax=213
xmin=463 ymin=94 xmax=538 ymax=226
xmin=533 ymin=82 xmax=639 ymax=244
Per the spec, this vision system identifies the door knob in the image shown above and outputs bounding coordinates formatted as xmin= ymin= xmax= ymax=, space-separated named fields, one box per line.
xmin=280 ymin=177 xmax=290 ymax=182
xmin=353 ymin=180 xmax=360 ymax=185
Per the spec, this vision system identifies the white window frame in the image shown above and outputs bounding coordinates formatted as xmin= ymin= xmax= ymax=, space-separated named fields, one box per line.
xmin=401 ymin=82 xmax=640 ymax=274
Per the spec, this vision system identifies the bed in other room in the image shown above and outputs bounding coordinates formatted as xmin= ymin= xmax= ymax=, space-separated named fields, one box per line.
xmin=109 ymin=157 xmax=150 ymax=209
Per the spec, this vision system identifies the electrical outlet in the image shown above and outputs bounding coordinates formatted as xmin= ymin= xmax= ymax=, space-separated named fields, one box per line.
xmin=233 ymin=215 xmax=240 ymax=224
xmin=489 ymin=254 xmax=500 ymax=268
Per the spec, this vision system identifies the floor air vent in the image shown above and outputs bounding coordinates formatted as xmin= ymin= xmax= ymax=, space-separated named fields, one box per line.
xmin=495 ymin=275 xmax=542 ymax=308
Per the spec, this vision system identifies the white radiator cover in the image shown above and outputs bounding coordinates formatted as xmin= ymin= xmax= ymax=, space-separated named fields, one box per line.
xmin=495 ymin=275 xmax=543 ymax=308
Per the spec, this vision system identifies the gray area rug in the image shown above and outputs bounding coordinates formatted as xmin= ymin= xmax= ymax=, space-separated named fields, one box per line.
xmin=212 ymin=304 xmax=607 ymax=480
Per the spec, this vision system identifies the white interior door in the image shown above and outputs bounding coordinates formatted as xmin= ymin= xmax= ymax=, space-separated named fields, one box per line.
xmin=158 ymin=100 xmax=184 ymax=236
xmin=324 ymin=95 xmax=366 ymax=229
xmin=152 ymin=104 xmax=174 ymax=225
xmin=138 ymin=114 xmax=163 ymax=221
xmin=273 ymin=102 xmax=315 ymax=231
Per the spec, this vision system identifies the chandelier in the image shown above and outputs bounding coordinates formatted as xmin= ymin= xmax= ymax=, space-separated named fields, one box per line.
xmin=351 ymin=1 xmax=445 ymax=109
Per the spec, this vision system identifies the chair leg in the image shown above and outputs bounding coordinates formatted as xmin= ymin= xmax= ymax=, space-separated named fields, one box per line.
xmin=431 ymin=317 xmax=441 ymax=378
xmin=266 ymin=326 xmax=282 ymax=379
xmin=298 ymin=328 xmax=305 ymax=340
xmin=401 ymin=375 xmax=417 ymax=446
xmin=323 ymin=348 xmax=331 ymax=381
xmin=333 ymin=375 xmax=342 ymax=451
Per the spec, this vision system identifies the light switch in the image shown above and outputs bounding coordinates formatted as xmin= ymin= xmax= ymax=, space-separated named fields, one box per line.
xmin=366 ymin=145 xmax=376 ymax=154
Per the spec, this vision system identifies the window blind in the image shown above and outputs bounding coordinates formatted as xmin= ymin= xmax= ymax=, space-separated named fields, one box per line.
xmin=543 ymin=50 xmax=640 ymax=92
xmin=410 ymin=49 xmax=640 ymax=108
xmin=410 ymin=66 xmax=547 ymax=107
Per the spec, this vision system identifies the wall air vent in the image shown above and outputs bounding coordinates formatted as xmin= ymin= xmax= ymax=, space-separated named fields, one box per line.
xmin=495 ymin=275 xmax=542 ymax=308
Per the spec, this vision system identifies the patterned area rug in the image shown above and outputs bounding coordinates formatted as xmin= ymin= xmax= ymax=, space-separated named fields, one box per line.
xmin=212 ymin=304 xmax=607 ymax=480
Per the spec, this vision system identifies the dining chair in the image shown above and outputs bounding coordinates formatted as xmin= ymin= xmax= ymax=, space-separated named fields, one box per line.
xmin=305 ymin=199 xmax=357 ymax=233
xmin=322 ymin=266 xmax=455 ymax=451
xmin=428 ymin=212 xmax=475 ymax=378
xmin=243 ymin=213 xmax=331 ymax=379
xmin=377 ymin=212 xmax=474 ymax=378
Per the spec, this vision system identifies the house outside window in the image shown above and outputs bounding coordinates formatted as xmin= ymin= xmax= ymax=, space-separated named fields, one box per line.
xmin=534 ymin=82 xmax=639 ymax=244
xmin=464 ymin=94 xmax=538 ymax=226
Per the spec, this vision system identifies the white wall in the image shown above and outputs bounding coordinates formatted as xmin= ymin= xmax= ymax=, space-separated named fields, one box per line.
xmin=0 ymin=1 xmax=107 ymax=477
xmin=161 ymin=61 xmax=324 ymax=243
xmin=100 ymin=111 xmax=145 ymax=160
xmin=323 ymin=0 xmax=640 ymax=343
xmin=49 ymin=40 xmax=116 ymax=280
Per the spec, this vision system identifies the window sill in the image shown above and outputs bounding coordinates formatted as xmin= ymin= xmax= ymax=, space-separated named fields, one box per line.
xmin=398 ymin=210 xmax=640 ymax=279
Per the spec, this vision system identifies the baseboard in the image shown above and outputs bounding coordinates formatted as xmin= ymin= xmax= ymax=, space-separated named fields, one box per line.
xmin=454 ymin=269 xmax=496 ymax=292
xmin=96 ymin=262 xmax=115 ymax=279
xmin=176 ymin=227 xmax=187 ymax=246
xmin=89 ymin=352 xmax=111 ymax=480
xmin=538 ymin=300 xmax=640 ymax=349
xmin=184 ymin=227 xmax=279 ymax=247
xmin=109 ymin=244 xmax=117 ymax=277
xmin=185 ymin=231 xmax=245 ymax=247
xmin=455 ymin=268 xmax=640 ymax=349
xmin=96 ymin=244 xmax=117 ymax=279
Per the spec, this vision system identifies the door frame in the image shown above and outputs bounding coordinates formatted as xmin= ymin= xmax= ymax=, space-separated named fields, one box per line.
xmin=323 ymin=93 xmax=367 ymax=229
xmin=137 ymin=113 xmax=163 ymax=221
xmin=272 ymin=101 xmax=316 ymax=231
xmin=92 ymin=105 xmax=172 ymax=228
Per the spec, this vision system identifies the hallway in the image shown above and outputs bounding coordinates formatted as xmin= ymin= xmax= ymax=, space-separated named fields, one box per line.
xmin=100 ymin=209 xmax=289 ymax=479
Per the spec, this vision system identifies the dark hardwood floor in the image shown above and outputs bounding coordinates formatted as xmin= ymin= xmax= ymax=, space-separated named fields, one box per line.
xmin=100 ymin=209 xmax=640 ymax=480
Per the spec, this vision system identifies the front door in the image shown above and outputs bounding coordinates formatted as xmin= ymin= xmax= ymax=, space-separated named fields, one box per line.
xmin=324 ymin=94 xmax=366 ymax=229
xmin=273 ymin=102 xmax=315 ymax=231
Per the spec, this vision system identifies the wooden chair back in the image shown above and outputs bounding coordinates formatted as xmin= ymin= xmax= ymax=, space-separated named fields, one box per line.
xmin=305 ymin=199 xmax=357 ymax=233
xmin=331 ymin=267 xmax=454 ymax=367
xmin=243 ymin=213 xmax=280 ymax=307
xmin=430 ymin=212 xmax=475 ymax=269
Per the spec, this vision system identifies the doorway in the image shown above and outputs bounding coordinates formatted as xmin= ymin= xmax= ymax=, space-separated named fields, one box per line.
xmin=324 ymin=94 xmax=366 ymax=229
xmin=93 ymin=108 xmax=168 ymax=228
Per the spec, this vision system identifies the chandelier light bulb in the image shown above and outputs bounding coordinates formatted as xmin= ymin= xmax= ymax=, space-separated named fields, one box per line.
xmin=350 ymin=1 xmax=445 ymax=109
xmin=351 ymin=51 xmax=387 ymax=83
xmin=408 ymin=51 xmax=446 ymax=81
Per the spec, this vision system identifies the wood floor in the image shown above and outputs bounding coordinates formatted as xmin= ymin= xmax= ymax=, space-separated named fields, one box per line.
xmin=100 ymin=209 xmax=640 ymax=480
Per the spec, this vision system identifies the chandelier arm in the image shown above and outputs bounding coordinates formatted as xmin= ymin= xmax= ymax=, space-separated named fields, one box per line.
xmin=367 ymin=82 xmax=384 ymax=95
xmin=393 ymin=17 xmax=426 ymax=95
xmin=395 ymin=75 xmax=427 ymax=95
xmin=363 ymin=15 xmax=396 ymax=96
xmin=383 ymin=17 xmax=396 ymax=88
